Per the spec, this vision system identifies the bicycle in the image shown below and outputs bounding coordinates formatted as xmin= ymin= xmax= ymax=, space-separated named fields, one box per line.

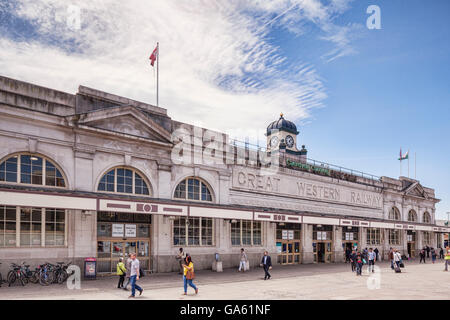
xmin=7 ymin=263 xmax=27 ymax=286
xmin=38 ymin=262 xmax=56 ymax=286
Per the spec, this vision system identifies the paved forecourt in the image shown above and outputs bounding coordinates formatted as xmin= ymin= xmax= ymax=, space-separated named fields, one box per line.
xmin=0 ymin=260 xmax=448 ymax=300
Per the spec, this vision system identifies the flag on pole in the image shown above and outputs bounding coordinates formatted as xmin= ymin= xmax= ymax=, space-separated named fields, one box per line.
xmin=398 ymin=149 xmax=409 ymax=161
xmin=149 ymin=45 xmax=158 ymax=66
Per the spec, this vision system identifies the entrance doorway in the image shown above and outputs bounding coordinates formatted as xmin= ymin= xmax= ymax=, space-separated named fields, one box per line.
xmin=343 ymin=242 xmax=358 ymax=261
xmin=276 ymin=223 xmax=301 ymax=265
xmin=96 ymin=211 xmax=151 ymax=274
xmin=313 ymin=225 xmax=333 ymax=263
xmin=278 ymin=240 xmax=301 ymax=264
xmin=407 ymin=231 xmax=416 ymax=258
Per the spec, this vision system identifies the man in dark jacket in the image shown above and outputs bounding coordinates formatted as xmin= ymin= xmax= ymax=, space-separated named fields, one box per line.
xmin=426 ymin=246 xmax=430 ymax=258
xmin=419 ymin=249 xmax=426 ymax=263
xmin=260 ymin=251 xmax=272 ymax=280
xmin=374 ymin=248 xmax=380 ymax=261
xmin=349 ymin=250 xmax=357 ymax=272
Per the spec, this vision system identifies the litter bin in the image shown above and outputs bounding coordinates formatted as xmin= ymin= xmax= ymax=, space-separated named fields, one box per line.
xmin=212 ymin=253 xmax=223 ymax=272
xmin=84 ymin=257 xmax=97 ymax=280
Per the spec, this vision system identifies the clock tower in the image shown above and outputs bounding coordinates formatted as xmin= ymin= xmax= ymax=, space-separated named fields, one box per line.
xmin=266 ymin=113 xmax=307 ymax=157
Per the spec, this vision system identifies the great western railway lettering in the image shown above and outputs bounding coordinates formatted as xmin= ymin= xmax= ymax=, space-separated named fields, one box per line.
xmin=234 ymin=169 xmax=383 ymax=209
xmin=297 ymin=182 xmax=340 ymax=201
xmin=350 ymin=191 xmax=381 ymax=207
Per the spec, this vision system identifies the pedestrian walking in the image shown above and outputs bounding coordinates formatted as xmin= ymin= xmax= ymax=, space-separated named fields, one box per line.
xmin=393 ymin=249 xmax=402 ymax=272
xmin=419 ymin=249 xmax=426 ymax=263
xmin=260 ymin=250 xmax=272 ymax=280
xmin=349 ymin=250 xmax=357 ymax=272
xmin=128 ymin=253 xmax=143 ymax=298
xmin=123 ymin=253 xmax=132 ymax=290
xmin=439 ymin=247 xmax=444 ymax=259
xmin=374 ymin=247 xmax=379 ymax=261
xmin=367 ymin=248 xmax=376 ymax=273
xmin=431 ymin=248 xmax=437 ymax=264
xmin=355 ymin=252 xmax=363 ymax=276
xmin=116 ymin=257 xmax=126 ymax=289
xmin=176 ymin=247 xmax=186 ymax=274
xmin=182 ymin=255 xmax=198 ymax=295
xmin=426 ymin=245 xmax=430 ymax=258
xmin=238 ymin=248 xmax=248 ymax=272
xmin=444 ymin=246 xmax=450 ymax=272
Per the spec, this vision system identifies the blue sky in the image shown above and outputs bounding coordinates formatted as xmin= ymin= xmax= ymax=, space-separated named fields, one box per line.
xmin=0 ymin=0 xmax=448 ymax=218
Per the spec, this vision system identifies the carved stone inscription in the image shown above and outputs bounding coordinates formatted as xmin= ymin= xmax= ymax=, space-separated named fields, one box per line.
xmin=233 ymin=167 xmax=382 ymax=209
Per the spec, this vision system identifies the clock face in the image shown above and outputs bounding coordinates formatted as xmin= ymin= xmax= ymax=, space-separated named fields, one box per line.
xmin=286 ymin=135 xmax=294 ymax=148
xmin=270 ymin=136 xmax=279 ymax=148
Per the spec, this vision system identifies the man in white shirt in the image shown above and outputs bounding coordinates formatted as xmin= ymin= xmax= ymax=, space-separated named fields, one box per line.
xmin=367 ymin=248 xmax=376 ymax=273
xmin=128 ymin=253 xmax=143 ymax=298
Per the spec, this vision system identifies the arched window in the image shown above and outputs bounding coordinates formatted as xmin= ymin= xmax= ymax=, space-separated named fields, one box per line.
xmin=423 ymin=212 xmax=431 ymax=224
xmin=388 ymin=207 xmax=400 ymax=220
xmin=98 ymin=167 xmax=150 ymax=195
xmin=0 ymin=153 xmax=65 ymax=187
xmin=174 ymin=177 xmax=212 ymax=202
xmin=408 ymin=210 xmax=417 ymax=222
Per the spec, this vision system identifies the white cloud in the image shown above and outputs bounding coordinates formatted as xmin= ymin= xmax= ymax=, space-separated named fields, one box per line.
xmin=0 ymin=0 xmax=358 ymax=144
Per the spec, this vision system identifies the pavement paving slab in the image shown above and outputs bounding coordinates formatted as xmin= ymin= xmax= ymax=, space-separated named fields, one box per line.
xmin=0 ymin=260 xmax=449 ymax=300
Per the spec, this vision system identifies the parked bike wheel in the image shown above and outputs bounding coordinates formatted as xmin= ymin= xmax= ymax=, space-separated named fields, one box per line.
xmin=57 ymin=270 xmax=68 ymax=284
xmin=39 ymin=271 xmax=51 ymax=286
xmin=7 ymin=270 xmax=16 ymax=286
xmin=29 ymin=271 xmax=39 ymax=284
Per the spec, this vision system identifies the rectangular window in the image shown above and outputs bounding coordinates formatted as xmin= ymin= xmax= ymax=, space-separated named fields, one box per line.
xmin=20 ymin=207 xmax=42 ymax=247
xmin=367 ymin=228 xmax=382 ymax=245
xmin=0 ymin=206 xmax=66 ymax=248
xmin=231 ymin=220 xmax=262 ymax=246
xmin=0 ymin=206 xmax=16 ymax=247
xmin=423 ymin=232 xmax=431 ymax=245
xmin=389 ymin=229 xmax=401 ymax=245
xmin=45 ymin=208 xmax=65 ymax=246
xmin=173 ymin=217 xmax=213 ymax=246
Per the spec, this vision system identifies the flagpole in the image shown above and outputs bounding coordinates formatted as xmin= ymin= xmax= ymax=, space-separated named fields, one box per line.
xmin=157 ymin=42 xmax=159 ymax=107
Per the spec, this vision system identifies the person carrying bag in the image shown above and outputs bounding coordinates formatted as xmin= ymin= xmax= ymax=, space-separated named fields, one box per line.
xmin=182 ymin=255 xmax=198 ymax=295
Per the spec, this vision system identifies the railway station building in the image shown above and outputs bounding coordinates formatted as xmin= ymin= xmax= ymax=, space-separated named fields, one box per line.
xmin=0 ymin=75 xmax=448 ymax=275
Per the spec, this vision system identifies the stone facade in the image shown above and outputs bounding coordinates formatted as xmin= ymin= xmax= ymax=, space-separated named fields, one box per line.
xmin=0 ymin=75 xmax=447 ymax=275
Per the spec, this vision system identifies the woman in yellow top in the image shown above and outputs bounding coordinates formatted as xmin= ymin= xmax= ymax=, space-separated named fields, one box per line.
xmin=445 ymin=246 xmax=450 ymax=272
xmin=182 ymin=255 xmax=198 ymax=295
xmin=116 ymin=257 xmax=127 ymax=289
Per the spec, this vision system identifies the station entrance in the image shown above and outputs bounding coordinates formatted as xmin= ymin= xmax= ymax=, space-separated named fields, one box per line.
xmin=276 ymin=223 xmax=301 ymax=265
xmin=313 ymin=225 xmax=333 ymax=263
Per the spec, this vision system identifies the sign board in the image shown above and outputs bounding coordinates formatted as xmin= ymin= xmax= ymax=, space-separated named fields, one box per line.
xmin=125 ymin=224 xmax=137 ymax=237
xmin=345 ymin=232 xmax=354 ymax=241
xmin=112 ymin=224 xmax=124 ymax=237
xmin=282 ymin=230 xmax=288 ymax=240
xmin=276 ymin=242 xmax=282 ymax=253
xmin=84 ymin=257 xmax=97 ymax=280
xmin=288 ymin=230 xmax=294 ymax=240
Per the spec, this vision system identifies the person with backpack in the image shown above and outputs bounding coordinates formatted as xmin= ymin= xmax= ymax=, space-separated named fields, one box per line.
xmin=182 ymin=255 xmax=198 ymax=295
xmin=116 ymin=257 xmax=127 ymax=289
